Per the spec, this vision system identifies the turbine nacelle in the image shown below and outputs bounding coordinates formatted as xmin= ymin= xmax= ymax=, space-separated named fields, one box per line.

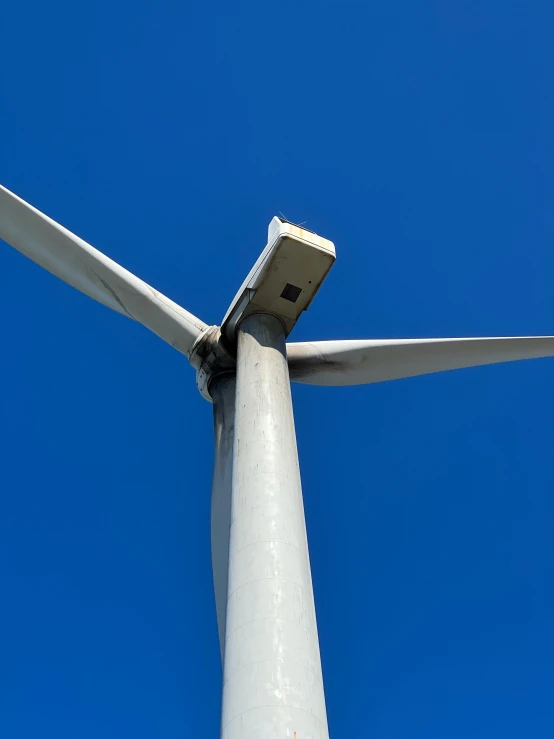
xmin=221 ymin=216 xmax=335 ymax=346
xmin=194 ymin=216 xmax=336 ymax=400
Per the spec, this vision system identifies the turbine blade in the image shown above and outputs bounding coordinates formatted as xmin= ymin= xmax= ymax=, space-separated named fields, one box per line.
xmin=287 ymin=336 xmax=554 ymax=386
xmin=0 ymin=184 xmax=207 ymax=357
xmin=210 ymin=376 xmax=236 ymax=662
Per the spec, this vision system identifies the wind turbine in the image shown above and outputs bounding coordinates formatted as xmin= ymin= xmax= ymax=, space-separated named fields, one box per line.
xmin=2 ymin=182 xmax=553 ymax=738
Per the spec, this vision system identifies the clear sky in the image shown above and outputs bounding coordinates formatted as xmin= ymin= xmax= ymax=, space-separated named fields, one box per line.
xmin=1 ymin=2 xmax=553 ymax=737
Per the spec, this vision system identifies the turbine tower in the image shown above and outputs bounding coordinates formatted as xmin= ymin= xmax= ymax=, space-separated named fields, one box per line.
xmin=2 ymin=183 xmax=553 ymax=738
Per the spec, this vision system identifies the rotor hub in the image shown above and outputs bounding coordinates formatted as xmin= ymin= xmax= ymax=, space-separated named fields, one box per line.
xmin=189 ymin=325 xmax=236 ymax=401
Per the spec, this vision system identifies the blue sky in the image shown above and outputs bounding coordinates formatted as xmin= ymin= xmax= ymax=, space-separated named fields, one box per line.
xmin=1 ymin=1 xmax=553 ymax=736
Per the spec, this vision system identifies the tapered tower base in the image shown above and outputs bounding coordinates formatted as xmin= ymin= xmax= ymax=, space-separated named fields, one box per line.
xmin=220 ymin=314 xmax=329 ymax=739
